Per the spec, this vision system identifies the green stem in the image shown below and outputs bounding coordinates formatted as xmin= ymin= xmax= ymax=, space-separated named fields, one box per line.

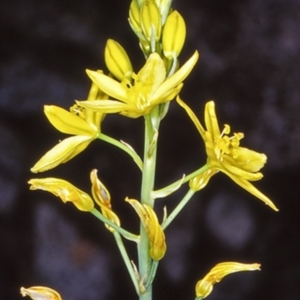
xmin=90 ymin=208 xmax=139 ymax=242
xmin=138 ymin=107 xmax=161 ymax=300
xmin=153 ymin=164 xmax=210 ymax=198
xmin=99 ymin=133 xmax=143 ymax=170
xmin=162 ymin=188 xmax=195 ymax=230
xmin=113 ymin=232 xmax=140 ymax=295
xmin=145 ymin=260 xmax=159 ymax=288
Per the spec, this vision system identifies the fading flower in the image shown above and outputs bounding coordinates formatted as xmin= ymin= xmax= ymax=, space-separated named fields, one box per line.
xmin=177 ymin=97 xmax=278 ymax=211
xmin=195 ymin=262 xmax=261 ymax=299
xmin=90 ymin=169 xmax=120 ymax=232
xmin=28 ymin=178 xmax=94 ymax=212
xmin=126 ymin=198 xmax=166 ymax=260
xmin=31 ymin=83 xmax=105 ymax=173
xmin=20 ymin=286 xmax=62 ymax=300
xmin=77 ymin=51 xmax=198 ymax=118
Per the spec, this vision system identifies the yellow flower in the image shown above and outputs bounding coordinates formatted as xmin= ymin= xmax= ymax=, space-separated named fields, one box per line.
xmin=76 ymin=51 xmax=199 ymax=118
xmin=31 ymin=83 xmax=105 ymax=173
xmin=28 ymin=178 xmax=94 ymax=212
xmin=20 ymin=286 xmax=62 ymax=300
xmin=177 ymin=97 xmax=278 ymax=211
xmin=126 ymin=198 xmax=166 ymax=260
xmin=90 ymin=169 xmax=121 ymax=232
xmin=195 ymin=262 xmax=261 ymax=299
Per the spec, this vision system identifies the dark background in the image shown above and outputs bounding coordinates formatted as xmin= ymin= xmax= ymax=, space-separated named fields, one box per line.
xmin=0 ymin=0 xmax=299 ymax=299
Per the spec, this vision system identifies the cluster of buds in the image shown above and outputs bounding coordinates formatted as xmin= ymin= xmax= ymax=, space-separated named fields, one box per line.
xmin=129 ymin=0 xmax=185 ymax=63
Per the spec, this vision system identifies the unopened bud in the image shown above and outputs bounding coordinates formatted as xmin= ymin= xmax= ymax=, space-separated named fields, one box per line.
xmin=105 ymin=39 xmax=133 ymax=81
xmin=162 ymin=10 xmax=186 ymax=59
xmin=140 ymin=0 xmax=162 ymax=43
xmin=154 ymin=0 xmax=173 ymax=24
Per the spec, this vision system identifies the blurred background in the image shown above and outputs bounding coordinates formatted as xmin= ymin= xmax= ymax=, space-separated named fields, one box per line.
xmin=0 ymin=0 xmax=299 ymax=299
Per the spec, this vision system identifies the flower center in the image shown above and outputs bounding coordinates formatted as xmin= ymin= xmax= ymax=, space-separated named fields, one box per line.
xmin=70 ymin=104 xmax=86 ymax=119
xmin=126 ymin=80 xmax=151 ymax=112
xmin=215 ymin=124 xmax=244 ymax=161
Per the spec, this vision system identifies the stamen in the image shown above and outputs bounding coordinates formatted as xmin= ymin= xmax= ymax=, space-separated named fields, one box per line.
xmin=220 ymin=124 xmax=230 ymax=137
xmin=70 ymin=104 xmax=85 ymax=118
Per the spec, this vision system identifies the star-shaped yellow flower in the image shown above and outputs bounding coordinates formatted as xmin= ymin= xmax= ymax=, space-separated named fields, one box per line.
xmin=177 ymin=97 xmax=278 ymax=211
xmin=31 ymin=84 xmax=105 ymax=173
xmin=76 ymin=51 xmax=199 ymax=118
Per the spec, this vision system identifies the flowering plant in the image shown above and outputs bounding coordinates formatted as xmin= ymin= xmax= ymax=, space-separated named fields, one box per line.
xmin=21 ymin=1 xmax=278 ymax=300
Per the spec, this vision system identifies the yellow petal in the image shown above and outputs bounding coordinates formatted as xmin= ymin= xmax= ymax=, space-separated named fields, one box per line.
xmin=28 ymin=177 xmax=94 ymax=211
xmin=98 ymin=204 xmax=121 ymax=232
xmin=229 ymin=147 xmax=267 ymax=173
xmin=20 ymin=286 xmax=62 ymax=300
xmin=195 ymin=262 xmax=260 ymax=298
xmin=221 ymin=162 xmax=264 ymax=181
xmin=31 ymin=135 xmax=93 ymax=173
xmin=76 ymin=99 xmax=130 ymax=114
xmin=126 ymin=198 xmax=166 ymax=260
xmin=44 ymin=105 xmax=96 ymax=136
xmin=153 ymin=51 xmax=199 ymax=101
xmin=176 ymin=96 xmax=205 ymax=137
xmin=137 ymin=52 xmax=166 ymax=93
xmin=86 ymin=70 xmax=128 ymax=102
xmin=90 ymin=169 xmax=120 ymax=231
xmin=204 ymin=101 xmax=221 ymax=139
xmin=222 ymin=171 xmax=279 ymax=211
xmin=90 ymin=169 xmax=111 ymax=206
xmin=189 ymin=168 xmax=218 ymax=191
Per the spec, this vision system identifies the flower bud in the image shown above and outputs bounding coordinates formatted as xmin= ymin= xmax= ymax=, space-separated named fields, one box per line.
xmin=20 ymin=286 xmax=62 ymax=300
xmin=140 ymin=0 xmax=162 ymax=43
xmin=105 ymin=39 xmax=133 ymax=81
xmin=162 ymin=10 xmax=186 ymax=59
xmin=154 ymin=0 xmax=173 ymax=24
xmin=129 ymin=0 xmax=142 ymax=35
xmin=28 ymin=178 xmax=94 ymax=212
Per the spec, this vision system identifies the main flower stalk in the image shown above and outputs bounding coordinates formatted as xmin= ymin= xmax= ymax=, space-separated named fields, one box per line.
xmin=138 ymin=106 xmax=161 ymax=299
